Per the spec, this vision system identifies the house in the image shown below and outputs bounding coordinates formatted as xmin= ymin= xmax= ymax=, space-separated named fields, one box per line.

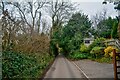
xmin=84 ymin=38 xmax=94 ymax=47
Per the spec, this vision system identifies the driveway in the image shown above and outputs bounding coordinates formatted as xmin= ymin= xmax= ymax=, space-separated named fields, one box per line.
xmin=74 ymin=59 xmax=114 ymax=79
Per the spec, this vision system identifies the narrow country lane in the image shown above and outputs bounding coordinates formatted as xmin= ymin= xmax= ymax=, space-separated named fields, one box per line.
xmin=44 ymin=55 xmax=88 ymax=79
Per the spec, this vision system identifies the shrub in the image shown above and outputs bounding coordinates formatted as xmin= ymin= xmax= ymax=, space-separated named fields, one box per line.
xmin=80 ymin=43 xmax=89 ymax=53
xmin=12 ymin=34 xmax=50 ymax=54
xmin=69 ymin=50 xmax=89 ymax=60
xmin=88 ymin=38 xmax=106 ymax=51
xmin=90 ymin=47 xmax=105 ymax=58
xmin=96 ymin=57 xmax=112 ymax=63
xmin=104 ymin=46 xmax=118 ymax=58
xmin=2 ymin=51 xmax=53 ymax=78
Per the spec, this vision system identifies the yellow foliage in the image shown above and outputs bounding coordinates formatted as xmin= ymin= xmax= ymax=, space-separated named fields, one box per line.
xmin=104 ymin=46 xmax=118 ymax=58
xmin=109 ymin=52 xmax=113 ymax=58
xmin=104 ymin=46 xmax=114 ymax=54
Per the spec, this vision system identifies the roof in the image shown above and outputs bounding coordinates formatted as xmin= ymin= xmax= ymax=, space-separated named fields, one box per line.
xmin=84 ymin=38 xmax=94 ymax=41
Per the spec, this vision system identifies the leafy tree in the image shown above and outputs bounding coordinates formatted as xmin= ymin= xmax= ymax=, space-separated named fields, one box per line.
xmin=118 ymin=23 xmax=120 ymax=40
xmin=66 ymin=13 xmax=92 ymax=38
xmin=111 ymin=21 xmax=118 ymax=39
xmin=103 ymin=0 xmax=120 ymax=40
xmin=96 ymin=17 xmax=117 ymax=38
xmin=49 ymin=0 xmax=76 ymax=56
xmin=51 ymin=12 xmax=92 ymax=56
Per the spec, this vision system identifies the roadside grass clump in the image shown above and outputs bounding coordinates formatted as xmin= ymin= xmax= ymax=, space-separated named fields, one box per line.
xmin=2 ymin=51 xmax=54 ymax=79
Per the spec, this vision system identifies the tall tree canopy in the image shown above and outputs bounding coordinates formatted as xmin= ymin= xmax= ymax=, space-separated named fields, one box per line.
xmin=96 ymin=17 xmax=118 ymax=38
xmin=51 ymin=12 xmax=92 ymax=56
xmin=66 ymin=13 xmax=92 ymax=38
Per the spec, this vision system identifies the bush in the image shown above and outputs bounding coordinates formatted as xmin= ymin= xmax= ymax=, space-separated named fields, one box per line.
xmin=80 ymin=43 xmax=89 ymax=53
xmin=88 ymin=38 xmax=106 ymax=51
xmin=90 ymin=47 xmax=105 ymax=58
xmin=69 ymin=50 xmax=89 ymax=60
xmin=104 ymin=46 xmax=118 ymax=58
xmin=8 ymin=34 xmax=50 ymax=55
xmin=2 ymin=51 xmax=53 ymax=78
xmin=96 ymin=57 xmax=112 ymax=63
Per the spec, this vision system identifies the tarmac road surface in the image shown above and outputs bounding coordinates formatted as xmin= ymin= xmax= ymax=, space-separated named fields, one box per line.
xmin=44 ymin=55 xmax=87 ymax=79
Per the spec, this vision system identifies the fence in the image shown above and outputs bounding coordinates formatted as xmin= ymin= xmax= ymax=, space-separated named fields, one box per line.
xmin=104 ymin=39 xmax=120 ymax=49
xmin=113 ymin=49 xmax=120 ymax=80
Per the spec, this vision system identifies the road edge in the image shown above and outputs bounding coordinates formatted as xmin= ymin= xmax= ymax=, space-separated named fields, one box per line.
xmin=72 ymin=61 xmax=90 ymax=80
xmin=65 ymin=57 xmax=90 ymax=80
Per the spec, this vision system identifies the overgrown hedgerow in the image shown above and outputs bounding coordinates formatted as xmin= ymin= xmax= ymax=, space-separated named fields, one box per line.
xmin=2 ymin=51 xmax=53 ymax=79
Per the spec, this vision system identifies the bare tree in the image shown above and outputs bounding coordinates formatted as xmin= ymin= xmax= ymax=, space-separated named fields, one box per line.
xmin=91 ymin=8 xmax=108 ymax=30
xmin=47 ymin=0 xmax=75 ymax=38
xmin=36 ymin=11 xmax=41 ymax=33
xmin=1 ymin=8 xmax=22 ymax=50
xmin=0 ymin=0 xmax=53 ymax=56
xmin=12 ymin=1 xmax=47 ymax=35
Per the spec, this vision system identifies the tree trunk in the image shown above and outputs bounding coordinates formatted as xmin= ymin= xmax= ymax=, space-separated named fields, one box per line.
xmin=37 ymin=12 xmax=41 ymax=33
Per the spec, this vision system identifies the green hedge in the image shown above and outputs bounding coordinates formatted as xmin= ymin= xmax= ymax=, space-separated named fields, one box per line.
xmin=2 ymin=51 xmax=53 ymax=79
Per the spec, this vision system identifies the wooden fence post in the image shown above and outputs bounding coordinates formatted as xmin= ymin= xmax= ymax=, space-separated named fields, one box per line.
xmin=113 ymin=49 xmax=117 ymax=80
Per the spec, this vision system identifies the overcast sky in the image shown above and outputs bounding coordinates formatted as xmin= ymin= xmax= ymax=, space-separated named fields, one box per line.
xmin=70 ymin=0 xmax=118 ymax=19
xmin=71 ymin=0 xmax=104 ymax=2
xmin=1 ymin=0 xmax=118 ymax=21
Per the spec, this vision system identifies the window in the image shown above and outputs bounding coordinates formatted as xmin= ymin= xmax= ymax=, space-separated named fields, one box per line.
xmin=85 ymin=40 xmax=90 ymax=44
